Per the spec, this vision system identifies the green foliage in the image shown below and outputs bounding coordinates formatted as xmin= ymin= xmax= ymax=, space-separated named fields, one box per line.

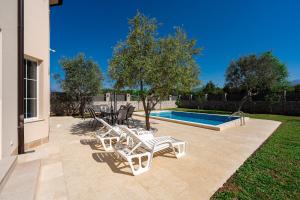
xmin=50 ymin=92 xmax=77 ymax=116
xmin=55 ymin=53 xmax=103 ymax=116
xmin=109 ymin=11 xmax=201 ymax=129
xmin=295 ymin=84 xmax=300 ymax=92
xmin=225 ymin=52 xmax=288 ymax=111
xmin=212 ymin=114 xmax=300 ymax=200
xmin=172 ymin=108 xmax=300 ymax=200
xmin=225 ymin=51 xmax=289 ymax=93
xmin=202 ymin=81 xmax=223 ymax=94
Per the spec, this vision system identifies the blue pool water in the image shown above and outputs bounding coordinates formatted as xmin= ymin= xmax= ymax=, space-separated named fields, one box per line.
xmin=150 ymin=111 xmax=239 ymax=126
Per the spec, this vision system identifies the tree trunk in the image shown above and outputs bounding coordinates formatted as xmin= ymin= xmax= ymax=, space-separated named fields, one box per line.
xmin=141 ymin=98 xmax=151 ymax=130
xmin=145 ymin=111 xmax=150 ymax=130
xmin=139 ymin=79 xmax=151 ymax=130
xmin=79 ymin=97 xmax=85 ymax=118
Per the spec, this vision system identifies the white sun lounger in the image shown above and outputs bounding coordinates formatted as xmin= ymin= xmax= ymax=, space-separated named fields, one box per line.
xmin=95 ymin=117 xmax=152 ymax=151
xmin=113 ymin=126 xmax=186 ymax=175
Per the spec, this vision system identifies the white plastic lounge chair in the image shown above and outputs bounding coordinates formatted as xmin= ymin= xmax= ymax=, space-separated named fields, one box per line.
xmin=95 ymin=117 xmax=152 ymax=151
xmin=113 ymin=126 xmax=186 ymax=176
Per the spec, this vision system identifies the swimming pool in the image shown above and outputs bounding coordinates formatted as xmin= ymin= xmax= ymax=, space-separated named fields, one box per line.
xmin=148 ymin=111 xmax=242 ymax=131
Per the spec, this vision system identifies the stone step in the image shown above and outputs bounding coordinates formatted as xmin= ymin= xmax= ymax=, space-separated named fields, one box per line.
xmin=0 ymin=159 xmax=41 ymax=200
xmin=0 ymin=156 xmax=18 ymax=192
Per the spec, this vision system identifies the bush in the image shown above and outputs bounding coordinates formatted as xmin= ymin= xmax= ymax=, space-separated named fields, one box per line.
xmin=50 ymin=92 xmax=78 ymax=116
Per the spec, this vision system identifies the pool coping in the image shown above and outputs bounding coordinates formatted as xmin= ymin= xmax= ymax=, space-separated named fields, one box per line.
xmin=134 ymin=110 xmax=249 ymax=131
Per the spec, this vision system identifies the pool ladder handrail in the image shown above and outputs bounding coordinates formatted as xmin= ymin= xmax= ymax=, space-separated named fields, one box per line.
xmin=228 ymin=111 xmax=246 ymax=126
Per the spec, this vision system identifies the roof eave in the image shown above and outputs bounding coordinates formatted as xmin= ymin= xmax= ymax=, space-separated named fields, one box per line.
xmin=50 ymin=0 xmax=63 ymax=7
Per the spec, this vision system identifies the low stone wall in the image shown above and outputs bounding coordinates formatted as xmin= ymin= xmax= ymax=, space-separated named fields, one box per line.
xmin=91 ymin=93 xmax=177 ymax=111
xmin=179 ymin=100 xmax=300 ymax=116
xmin=50 ymin=92 xmax=177 ymax=115
xmin=92 ymin=100 xmax=177 ymax=111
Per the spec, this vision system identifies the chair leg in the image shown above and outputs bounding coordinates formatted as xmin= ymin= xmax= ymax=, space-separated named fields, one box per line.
xmin=94 ymin=120 xmax=100 ymax=130
xmin=173 ymin=142 xmax=186 ymax=158
xmin=93 ymin=119 xmax=99 ymax=129
xmin=127 ymin=152 xmax=152 ymax=176
xmin=99 ymin=137 xmax=120 ymax=151
xmin=91 ymin=119 xmax=96 ymax=128
xmin=130 ymin=117 xmax=135 ymax=127
xmin=89 ymin=118 xmax=94 ymax=126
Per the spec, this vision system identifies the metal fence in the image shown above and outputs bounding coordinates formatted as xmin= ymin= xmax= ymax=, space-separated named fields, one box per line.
xmin=178 ymin=91 xmax=300 ymax=115
xmin=179 ymin=91 xmax=300 ymax=102
xmin=286 ymin=92 xmax=300 ymax=101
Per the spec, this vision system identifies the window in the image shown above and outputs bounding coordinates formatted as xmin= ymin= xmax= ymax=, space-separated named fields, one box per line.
xmin=24 ymin=58 xmax=38 ymax=119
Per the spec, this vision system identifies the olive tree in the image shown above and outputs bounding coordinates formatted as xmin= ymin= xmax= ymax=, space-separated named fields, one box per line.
xmin=109 ymin=12 xmax=201 ymax=129
xmin=202 ymin=81 xmax=222 ymax=94
xmin=225 ymin=51 xmax=288 ymax=111
xmin=55 ymin=53 xmax=103 ymax=117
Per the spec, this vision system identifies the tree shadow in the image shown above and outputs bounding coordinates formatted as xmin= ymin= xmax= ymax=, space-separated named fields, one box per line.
xmin=69 ymin=119 xmax=103 ymax=136
xmin=70 ymin=117 xmax=158 ymax=136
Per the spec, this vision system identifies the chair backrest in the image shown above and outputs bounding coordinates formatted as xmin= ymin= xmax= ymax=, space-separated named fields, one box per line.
xmin=86 ymin=107 xmax=92 ymax=117
xmin=87 ymin=107 xmax=95 ymax=119
xmin=118 ymin=126 xmax=153 ymax=150
xmin=119 ymin=105 xmax=126 ymax=110
xmin=98 ymin=118 xmax=125 ymax=137
xmin=98 ymin=117 xmax=112 ymax=129
xmin=89 ymin=107 xmax=97 ymax=119
xmin=126 ymin=106 xmax=135 ymax=119
xmin=117 ymin=107 xmax=127 ymax=121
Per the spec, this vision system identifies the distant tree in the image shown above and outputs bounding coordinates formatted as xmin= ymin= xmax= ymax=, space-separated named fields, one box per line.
xmin=109 ymin=12 xmax=201 ymax=129
xmin=55 ymin=53 xmax=103 ymax=117
xmin=202 ymin=81 xmax=222 ymax=94
xmin=295 ymin=84 xmax=300 ymax=92
xmin=225 ymin=51 xmax=288 ymax=111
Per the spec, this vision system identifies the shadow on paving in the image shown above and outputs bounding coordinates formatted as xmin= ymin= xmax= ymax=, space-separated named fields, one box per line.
xmin=91 ymin=148 xmax=177 ymax=176
xmin=69 ymin=117 xmax=159 ymax=135
xmin=70 ymin=116 xmax=176 ymax=176
xmin=69 ymin=119 xmax=96 ymax=136
xmin=92 ymin=152 xmax=134 ymax=176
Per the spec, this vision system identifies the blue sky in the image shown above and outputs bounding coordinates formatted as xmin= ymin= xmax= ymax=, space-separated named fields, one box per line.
xmin=50 ymin=0 xmax=300 ymax=91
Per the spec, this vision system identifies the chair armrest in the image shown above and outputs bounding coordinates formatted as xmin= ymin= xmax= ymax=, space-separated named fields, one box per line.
xmin=151 ymin=140 xmax=173 ymax=152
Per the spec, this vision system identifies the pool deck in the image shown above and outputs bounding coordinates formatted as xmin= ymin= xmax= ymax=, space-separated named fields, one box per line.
xmin=18 ymin=115 xmax=281 ymax=200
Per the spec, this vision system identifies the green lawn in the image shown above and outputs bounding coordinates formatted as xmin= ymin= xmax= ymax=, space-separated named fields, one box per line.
xmin=171 ymin=108 xmax=300 ymax=199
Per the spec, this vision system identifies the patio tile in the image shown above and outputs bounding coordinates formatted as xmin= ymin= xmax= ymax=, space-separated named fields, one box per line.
xmin=30 ymin=116 xmax=280 ymax=200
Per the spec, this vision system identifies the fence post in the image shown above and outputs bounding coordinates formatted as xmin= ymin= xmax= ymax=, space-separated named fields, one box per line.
xmin=283 ymin=90 xmax=286 ymax=102
xmin=106 ymin=93 xmax=110 ymax=102
xmin=224 ymin=93 xmax=227 ymax=101
xmin=205 ymin=94 xmax=208 ymax=101
xmin=169 ymin=95 xmax=172 ymax=101
xmin=126 ymin=93 xmax=131 ymax=102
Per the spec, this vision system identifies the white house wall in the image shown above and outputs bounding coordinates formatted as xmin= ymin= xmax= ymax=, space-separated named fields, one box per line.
xmin=0 ymin=0 xmax=19 ymax=158
xmin=24 ymin=0 xmax=50 ymax=146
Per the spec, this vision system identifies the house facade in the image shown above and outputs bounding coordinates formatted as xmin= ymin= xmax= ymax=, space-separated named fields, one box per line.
xmin=0 ymin=0 xmax=62 ymax=159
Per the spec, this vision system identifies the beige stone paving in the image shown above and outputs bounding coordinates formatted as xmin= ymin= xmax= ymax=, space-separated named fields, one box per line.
xmin=21 ymin=115 xmax=280 ymax=200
